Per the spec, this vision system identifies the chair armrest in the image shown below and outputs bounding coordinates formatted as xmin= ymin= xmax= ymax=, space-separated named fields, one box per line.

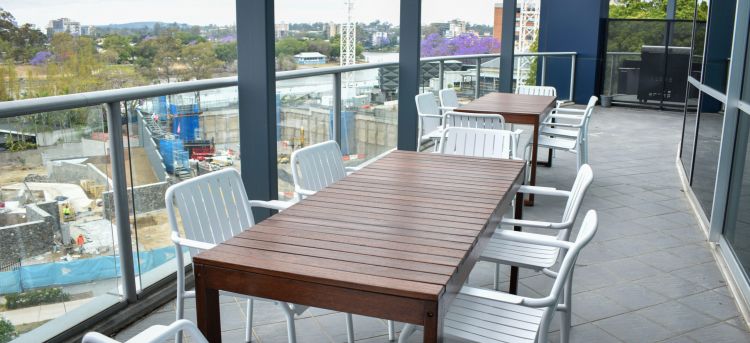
xmin=345 ymin=166 xmax=361 ymax=175
xmin=419 ymin=113 xmax=444 ymax=119
xmin=460 ymin=286 xmax=525 ymax=305
xmin=171 ymin=232 xmax=216 ymax=251
xmin=519 ymin=185 xmax=571 ymax=197
xmin=548 ymin=113 xmax=584 ymax=121
xmin=553 ymin=107 xmax=585 ymax=114
xmin=494 ymin=230 xmax=574 ymax=249
xmin=440 ymin=106 xmax=457 ymax=111
xmin=82 ymin=332 xmax=119 ymax=343
xmin=294 ymin=187 xmax=317 ymax=197
xmin=248 ymin=199 xmax=293 ymax=211
xmin=541 ymin=121 xmax=581 ymax=128
xmin=500 ymin=218 xmax=553 ymax=229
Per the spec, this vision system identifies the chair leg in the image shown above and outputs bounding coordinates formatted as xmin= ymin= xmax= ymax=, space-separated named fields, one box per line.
xmin=387 ymin=320 xmax=396 ymax=341
xmin=493 ymin=263 xmax=502 ymax=291
xmin=398 ymin=324 xmax=417 ymax=343
xmin=245 ymin=298 xmax=254 ymax=342
xmin=345 ymin=313 xmax=355 ymax=343
xmin=281 ymin=304 xmax=297 ymax=343
xmin=175 ymin=291 xmax=184 ymax=343
xmin=560 ymin=270 xmax=574 ymax=343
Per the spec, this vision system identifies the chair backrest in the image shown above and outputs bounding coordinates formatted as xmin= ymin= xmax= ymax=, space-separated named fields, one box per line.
xmin=557 ymin=164 xmax=594 ymax=240
xmin=443 ymin=111 xmax=505 ymax=130
xmin=546 ymin=210 xmax=598 ymax=302
xmin=415 ymin=92 xmax=442 ymax=136
xmin=438 ymin=127 xmax=520 ymax=159
xmin=290 ymin=140 xmax=346 ymax=196
xmin=582 ymin=95 xmax=598 ymax=133
xmin=516 ymin=85 xmax=557 ymax=97
xmin=165 ymin=168 xmax=254 ymax=251
xmin=439 ymin=89 xmax=460 ymax=109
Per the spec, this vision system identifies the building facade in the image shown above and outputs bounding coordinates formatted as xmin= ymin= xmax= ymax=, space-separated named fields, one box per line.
xmin=293 ymin=52 xmax=328 ymax=65
xmin=46 ymin=18 xmax=86 ymax=36
xmin=679 ymin=0 xmax=750 ymax=313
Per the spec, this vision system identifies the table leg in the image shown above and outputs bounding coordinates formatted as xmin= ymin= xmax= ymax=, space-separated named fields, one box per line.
xmin=196 ymin=265 xmax=222 ymax=343
xmin=525 ymin=121 xmax=539 ymax=206
xmin=423 ymin=302 xmax=442 ymax=343
xmin=510 ymin=191 xmax=523 ymax=295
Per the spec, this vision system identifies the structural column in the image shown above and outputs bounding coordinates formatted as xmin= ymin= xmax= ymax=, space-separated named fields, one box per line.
xmin=499 ymin=0 xmax=517 ymax=93
xmin=397 ymin=0 xmax=422 ymax=151
xmin=236 ymin=0 xmax=277 ymax=220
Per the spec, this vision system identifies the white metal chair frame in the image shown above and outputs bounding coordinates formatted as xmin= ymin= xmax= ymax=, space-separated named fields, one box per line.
xmin=528 ymin=96 xmax=597 ymax=170
xmin=516 ymin=85 xmax=565 ymax=108
xmin=290 ymin=140 xmax=361 ymax=201
xmin=165 ymin=169 xmax=298 ymax=343
xmin=483 ymin=164 xmax=594 ymax=290
xmin=540 ymin=95 xmax=597 ymax=166
xmin=442 ymin=111 xmax=506 ymax=131
xmin=438 ymin=126 xmax=523 ymax=160
xmin=438 ymin=88 xmax=460 ymax=112
xmin=83 ymin=319 xmax=208 ymax=343
xmin=289 ymin=140 xmax=392 ymax=342
xmin=398 ymin=210 xmax=599 ymax=343
xmin=415 ymin=92 xmax=454 ymax=149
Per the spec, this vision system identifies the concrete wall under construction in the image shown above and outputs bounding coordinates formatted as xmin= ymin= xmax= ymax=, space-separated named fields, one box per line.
xmin=47 ymin=160 xmax=111 ymax=187
xmin=102 ymin=181 xmax=169 ymax=220
xmin=0 ymin=201 xmax=59 ymax=265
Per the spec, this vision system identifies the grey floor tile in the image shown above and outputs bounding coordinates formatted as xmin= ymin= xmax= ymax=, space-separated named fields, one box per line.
xmin=596 ymin=283 xmax=669 ymax=311
xmin=685 ymin=322 xmax=750 ymax=343
xmin=571 ymin=290 xmax=631 ymax=322
xmin=255 ymin=317 xmax=330 ymax=343
xmin=636 ymin=300 xmax=719 ymax=333
xmin=679 ymin=290 xmax=741 ymax=321
xmin=635 ymin=273 xmax=708 ymax=300
xmin=672 ymin=262 xmax=728 ymax=290
xmin=548 ymin=323 xmax=622 ymax=343
xmin=594 ymin=312 xmax=673 ymax=342
xmin=315 ymin=313 xmax=387 ymax=342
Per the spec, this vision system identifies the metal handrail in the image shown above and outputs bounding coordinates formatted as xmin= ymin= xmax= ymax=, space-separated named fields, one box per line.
xmin=1 ymin=51 xmax=578 ymax=118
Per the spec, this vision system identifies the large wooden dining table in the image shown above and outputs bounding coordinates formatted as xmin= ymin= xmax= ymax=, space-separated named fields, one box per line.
xmin=193 ymin=150 xmax=526 ymax=342
xmin=455 ymin=92 xmax=556 ymax=206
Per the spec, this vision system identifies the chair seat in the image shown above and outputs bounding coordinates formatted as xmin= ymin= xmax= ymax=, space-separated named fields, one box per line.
xmin=537 ymin=135 xmax=577 ymax=150
xmin=444 ymin=293 xmax=544 ymax=343
xmin=540 ymin=126 xmax=578 ymax=138
xmin=422 ymin=128 xmax=443 ymax=140
xmin=480 ymin=232 xmax=560 ymax=270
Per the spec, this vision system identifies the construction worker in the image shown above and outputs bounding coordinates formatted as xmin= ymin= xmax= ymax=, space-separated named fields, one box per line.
xmin=76 ymin=234 xmax=85 ymax=254
xmin=63 ymin=204 xmax=71 ymax=217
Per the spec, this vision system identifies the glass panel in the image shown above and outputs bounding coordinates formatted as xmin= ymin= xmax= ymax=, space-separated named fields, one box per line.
xmin=742 ymin=18 xmax=750 ymax=102
xmin=681 ymin=84 xmax=700 ymax=178
xmin=0 ymin=108 xmax=121 ymax=338
xmin=692 ymin=92 xmax=724 ymax=217
xmin=125 ymin=87 xmax=241 ymax=290
xmin=603 ymin=20 xmax=668 ymax=105
xmin=276 ymin=76 xmax=334 ymax=200
xmin=724 ymin=113 xmax=750 ymax=280
xmin=690 ymin=1 xmax=709 ymax=82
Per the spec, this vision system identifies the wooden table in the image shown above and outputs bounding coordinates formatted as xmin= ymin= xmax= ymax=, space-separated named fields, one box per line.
xmin=193 ymin=150 xmax=525 ymax=342
xmin=455 ymin=92 xmax=556 ymax=206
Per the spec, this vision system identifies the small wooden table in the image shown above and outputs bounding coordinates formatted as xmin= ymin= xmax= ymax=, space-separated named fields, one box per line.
xmin=193 ymin=150 xmax=525 ymax=343
xmin=455 ymin=92 xmax=556 ymax=206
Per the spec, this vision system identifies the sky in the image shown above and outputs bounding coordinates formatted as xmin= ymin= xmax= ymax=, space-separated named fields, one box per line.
xmin=1 ymin=0 xmax=499 ymax=29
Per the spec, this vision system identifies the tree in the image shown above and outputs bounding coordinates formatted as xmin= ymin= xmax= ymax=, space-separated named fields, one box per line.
xmin=181 ymin=41 xmax=221 ymax=80
xmin=213 ymin=42 xmax=237 ymax=65
xmin=103 ymin=34 xmax=135 ymax=64
xmin=275 ymin=37 xmax=308 ymax=57
xmin=0 ymin=7 xmax=46 ymax=62
xmin=609 ymin=0 xmax=708 ymax=20
xmin=420 ymin=33 xmax=500 ymax=57
xmin=0 ymin=317 xmax=16 ymax=343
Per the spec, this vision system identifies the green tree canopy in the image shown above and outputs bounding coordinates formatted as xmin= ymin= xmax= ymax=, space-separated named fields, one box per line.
xmin=609 ymin=0 xmax=708 ymax=20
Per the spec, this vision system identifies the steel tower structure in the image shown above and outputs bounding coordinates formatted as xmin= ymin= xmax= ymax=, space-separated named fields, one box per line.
xmin=340 ymin=0 xmax=356 ymax=67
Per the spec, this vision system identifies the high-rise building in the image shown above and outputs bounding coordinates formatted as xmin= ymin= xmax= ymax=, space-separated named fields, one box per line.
xmin=46 ymin=18 xmax=94 ymax=37
xmin=492 ymin=1 xmax=539 ymax=52
xmin=445 ymin=19 xmax=466 ymax=38
xmin=275 ymin=23 xmax=290 ymax=39
xmin=371 ymin=32 xmax=389 ymax=47
xmin=327 ymin=22 xmax=338 ymax=38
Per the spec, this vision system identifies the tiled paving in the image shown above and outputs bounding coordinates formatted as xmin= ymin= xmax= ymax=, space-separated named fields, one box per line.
xmin=115 ymin=106 xmax=750 ymax=342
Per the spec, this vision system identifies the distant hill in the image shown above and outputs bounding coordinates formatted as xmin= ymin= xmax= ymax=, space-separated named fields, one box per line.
xmin=95 ymin=22 xmax=191 ymax=30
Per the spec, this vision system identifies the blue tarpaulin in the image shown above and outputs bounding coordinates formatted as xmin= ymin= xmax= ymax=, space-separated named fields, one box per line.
xmin=0 ymin=246 xmax=176 ymax=294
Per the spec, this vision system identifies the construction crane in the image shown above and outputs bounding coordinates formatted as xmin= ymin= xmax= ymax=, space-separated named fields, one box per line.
xmin=340 ymin=0 xmax=356 ymax=67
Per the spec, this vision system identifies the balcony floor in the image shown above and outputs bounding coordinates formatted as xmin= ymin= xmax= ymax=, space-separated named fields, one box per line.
xmin=115 ymin=105 xmax=750 ymax=342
